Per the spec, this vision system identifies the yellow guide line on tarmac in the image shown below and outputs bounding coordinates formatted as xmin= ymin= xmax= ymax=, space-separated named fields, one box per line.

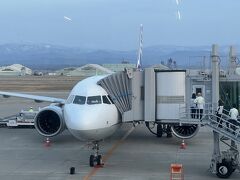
xmin=83 ymin=126 xmax=136 ymax=180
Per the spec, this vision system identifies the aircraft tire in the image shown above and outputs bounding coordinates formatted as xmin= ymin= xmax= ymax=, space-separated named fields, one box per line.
xmin=89 ymin=155 xmax=95 ymax=167
xmin=97 ymin=155 xmax=102 ymax=165
xmin=216 ymin=160 xmax=233 ymax=178
xmin=157 ymin=124 xmax=163 ymax=138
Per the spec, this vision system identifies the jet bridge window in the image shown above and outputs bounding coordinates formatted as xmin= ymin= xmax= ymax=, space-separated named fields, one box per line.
xmin=73 ymin=96 xmax=86 ymax=105
xmin=87 ymin=96 xmax=102 ymax=105
xmin=102 ymin=95 xmax=111 ymax=104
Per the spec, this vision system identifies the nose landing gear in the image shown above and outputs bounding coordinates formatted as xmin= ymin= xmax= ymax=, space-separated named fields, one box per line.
xmin=89 ymin=141 xmax=103 ymax=167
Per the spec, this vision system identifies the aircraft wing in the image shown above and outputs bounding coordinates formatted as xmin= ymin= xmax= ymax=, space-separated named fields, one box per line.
xmin=0 ymin=91 xmax=66 ymax=104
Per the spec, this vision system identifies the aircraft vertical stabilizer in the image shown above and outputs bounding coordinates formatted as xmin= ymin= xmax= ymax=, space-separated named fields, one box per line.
xmin=136 ymin=24 xmax=143 ymax=71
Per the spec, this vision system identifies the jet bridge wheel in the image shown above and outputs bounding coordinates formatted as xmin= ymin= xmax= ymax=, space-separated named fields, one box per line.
xmin=166 ymin=125 xmax=172 ymax=138
xmin=157 ymin=124 xmax=163 ymax=137
xmin=216 ymin=159 xmax=233 ymax=178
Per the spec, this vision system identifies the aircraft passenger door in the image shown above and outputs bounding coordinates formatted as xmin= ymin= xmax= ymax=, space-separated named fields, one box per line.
xmin=192 ymin=85 xmax=205 ymax=97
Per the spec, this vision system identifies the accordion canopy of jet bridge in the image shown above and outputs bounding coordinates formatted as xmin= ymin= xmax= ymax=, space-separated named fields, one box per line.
xmin=98 ymin=68 xmax=186 ymax=123
xmin=97 ymin=69 xmax=133 ymax=114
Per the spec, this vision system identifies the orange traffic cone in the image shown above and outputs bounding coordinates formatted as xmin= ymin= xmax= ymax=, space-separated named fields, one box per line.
xmin=180 ymin=140 xmax=186 ymax=149
xmin=44 ymin=137 xmax=51 ymax=147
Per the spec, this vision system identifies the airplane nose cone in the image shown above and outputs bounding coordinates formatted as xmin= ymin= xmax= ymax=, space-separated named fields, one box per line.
xmin=64 ymin=104 xmax=111 ymax=141
xmin=64 ymin=105 xmax=89 ymax=130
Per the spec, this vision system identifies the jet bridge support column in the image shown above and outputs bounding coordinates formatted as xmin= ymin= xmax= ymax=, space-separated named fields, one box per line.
xmin=210 ymin=45 xmax=240 ymax=178
xmin=211 ymin=44 xmax=221 ymax=173
xmin=228 ymin=46 xmax=237 ymax=76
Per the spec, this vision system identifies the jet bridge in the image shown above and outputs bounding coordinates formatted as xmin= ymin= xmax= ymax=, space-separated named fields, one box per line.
xmin=98 ymin=68 xmax=198 ymax=139
xmin=98 ymin=44 xmax=240 ymax=178
xmin=98 ymin=68 xmax=187 ymax=123
xmin=98 ymin=66 xmax=240 ymax=178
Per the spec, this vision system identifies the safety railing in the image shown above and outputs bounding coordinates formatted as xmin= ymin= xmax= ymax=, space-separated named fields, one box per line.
xmin=206 ymin=113 xmax=240 ymax=142
xmin=179 ymin=103 xmax=213 ymax=121
xmin=179 ymin=103 xmax=240 ymax=143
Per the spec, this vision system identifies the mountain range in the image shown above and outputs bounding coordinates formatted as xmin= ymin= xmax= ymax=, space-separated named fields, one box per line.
xmin=0 ymin=43 xmax=237 ymax=70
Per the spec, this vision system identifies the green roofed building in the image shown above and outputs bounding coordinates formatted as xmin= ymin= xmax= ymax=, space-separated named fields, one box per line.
xmin=55 ymin=64 xmax=113 ymax=77
xmin=102 ymin=63 xmax=135 ymax=72
xmin=0 ymin=64 xmax=32 ymax=76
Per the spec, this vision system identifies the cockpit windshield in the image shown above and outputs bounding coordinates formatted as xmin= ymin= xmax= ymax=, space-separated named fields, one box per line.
xmin=102 ymin=95 xmax=111 ymax=104
xmin=73 ymin=96 xmax=86 ymax=105
xmin=66 ymin=95 xmax=75 ymax=104
xmin=107 ymin=95 xmax=114 ymax=104
xmin=87 ymin=96 xmax=102 ymax=105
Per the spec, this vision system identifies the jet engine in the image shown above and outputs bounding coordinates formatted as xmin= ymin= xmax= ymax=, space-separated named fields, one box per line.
xmin=34 ymin=105 xmax=65 ymax=137
xmin=171 ymin=124 xmax=199 ymax=139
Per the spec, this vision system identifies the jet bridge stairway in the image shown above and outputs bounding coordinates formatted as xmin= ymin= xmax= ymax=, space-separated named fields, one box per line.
xmin=205 ymin=111 xmax=240 ymax=178
xmin=179 ymin=107 xmax=240 ymax=178
xmin=205 ymin=113 xmax=240 ymax=143
xmin=179 ymin=105 xmax=240 ymax=143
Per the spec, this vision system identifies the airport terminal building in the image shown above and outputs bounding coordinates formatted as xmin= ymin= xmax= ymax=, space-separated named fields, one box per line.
xmin=186 ymin=46 xmax=240 ymax=110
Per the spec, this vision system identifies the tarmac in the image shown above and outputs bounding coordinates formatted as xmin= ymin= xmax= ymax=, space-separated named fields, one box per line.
xmin=0 ymin=92 xmax=240 ymax=180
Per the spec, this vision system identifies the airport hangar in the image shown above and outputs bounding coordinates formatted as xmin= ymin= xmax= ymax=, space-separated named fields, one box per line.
xmin=55 ymin=63 xmax=136 ymax=76
xmin=0 ymin=63 xmax=136 ymax=77
xmin=0 ymin=64 xmax=32 ymax=76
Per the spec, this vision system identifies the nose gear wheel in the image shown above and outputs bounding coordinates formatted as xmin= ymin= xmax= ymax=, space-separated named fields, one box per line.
xmin=89 ymin=141 xmax=103 ymax=167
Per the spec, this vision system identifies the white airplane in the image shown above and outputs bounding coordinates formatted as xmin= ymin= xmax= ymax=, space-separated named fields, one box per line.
xmin=0 ymin=75 xmax=121 ymax=166
xmin=64 ymin=16 xmax=72 ymax=21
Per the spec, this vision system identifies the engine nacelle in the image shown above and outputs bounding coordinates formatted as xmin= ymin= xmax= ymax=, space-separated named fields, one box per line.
xmin=171 ymin=124 xmax=199 ymax=139
xmin=34 ymin=105 xmax=65 ymax=137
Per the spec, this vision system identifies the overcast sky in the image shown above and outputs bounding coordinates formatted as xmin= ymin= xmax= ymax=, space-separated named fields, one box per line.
xmin=0 ymin=0 xmax=240 ymax=50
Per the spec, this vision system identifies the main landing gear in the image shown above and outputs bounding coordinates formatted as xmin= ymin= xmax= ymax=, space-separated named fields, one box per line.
xmin=89 ymin=141 xmax=103 ymax=167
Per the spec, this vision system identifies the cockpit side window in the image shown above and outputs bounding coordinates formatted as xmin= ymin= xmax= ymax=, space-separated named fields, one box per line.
xmin=87 ymin=96 xmax=102 ymax=105
xmin=102 ymin=95 xmax=111 ymax=104
xmin=66 ymin=95 xmax=75 ymax=104
xmin=107 ymin=95 xmax=114 ymax=104
xmin=73 ymin=96 xmax=86 ymax=105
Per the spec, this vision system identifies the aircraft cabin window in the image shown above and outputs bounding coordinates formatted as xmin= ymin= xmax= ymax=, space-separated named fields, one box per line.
xmin=102 ymin=95 xmax=111 ymax=104
xmin=87 ymin=96 xmax=102 ymax=105
xmin=73 ymin=96 xmax=86 ymax=105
